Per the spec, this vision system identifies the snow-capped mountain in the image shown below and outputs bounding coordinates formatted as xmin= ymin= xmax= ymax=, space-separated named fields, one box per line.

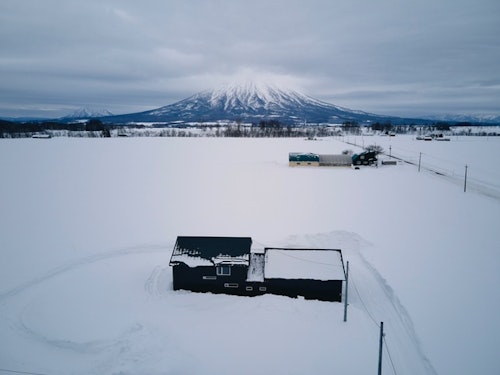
xmin=426 ymin=113 xmax=500 ymax=124
xmin=63 ymin=107 xmax=114 ymax=120
xmin=102 ymin=82 xmax=430 ymax=125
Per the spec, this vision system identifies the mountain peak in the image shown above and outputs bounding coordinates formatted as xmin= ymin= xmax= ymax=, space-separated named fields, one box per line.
xmin=102 ymin=84 xmax=431 ymax=125
xmin=207 ymin=82 xmax=294 ymax=110
xmin=63 ymin=107 xmax=114 ymax=119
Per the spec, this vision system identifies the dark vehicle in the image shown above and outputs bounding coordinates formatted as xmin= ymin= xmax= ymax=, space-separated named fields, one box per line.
xmin=352 ymin=151 xmax=377 ymax=166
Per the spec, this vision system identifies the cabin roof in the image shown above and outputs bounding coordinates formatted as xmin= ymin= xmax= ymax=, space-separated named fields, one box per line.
xmin=169 ymin=236 xmax=252 ymax=267
xmin=289 ymin=152 xmax=320 ymax=162
xmin=264 ymin=248 xmax=345 ymax=281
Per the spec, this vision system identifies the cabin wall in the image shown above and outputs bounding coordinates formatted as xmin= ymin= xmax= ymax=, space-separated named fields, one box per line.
xmin=266 ymin=279 xmax=343 ymax=302
xmin=289 ymin=161 xmax=320 ymax=167
xmin=172 ymin=266 xmax=343 ymax=302
xmin=172 ymin=264 xmax=251 ymax=295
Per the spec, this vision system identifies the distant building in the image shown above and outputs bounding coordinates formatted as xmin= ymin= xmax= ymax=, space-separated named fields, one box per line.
xmin=289 ymin=152 xmax=352 ymax=167
xmin=288 ymin=152 xmax=320 ymax=166
xmin=318 ymin=154 xmax=352 ymax=167
xmin=169 ymin=236 xmax=345 ymax=302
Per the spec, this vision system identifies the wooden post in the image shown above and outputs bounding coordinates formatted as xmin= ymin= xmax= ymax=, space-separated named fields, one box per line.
xmin=343 ymin=261 xmax=349 ymax=322
xmin=464 ymin=164 xmax=468 ymax=192
xmin=378 ymin=322 xmax=384 ymax=375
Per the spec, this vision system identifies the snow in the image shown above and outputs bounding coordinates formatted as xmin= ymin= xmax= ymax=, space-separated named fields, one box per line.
xmin=212 ymin=256 xmax=249 ymax=265
xmin=169 ymin=251 xmax=250 ymax=268
xmin=0 ymin=135 xmax=499 ymax=374
xmin=264 ymin=249 xmax=345 ymax=281
xmin=169 ymin=253 xmax=213 ymax=267
xmin=63 ymin=107 xmax=113 ymax=119
xmin=246 ymin=253 xmax=265 ymax=282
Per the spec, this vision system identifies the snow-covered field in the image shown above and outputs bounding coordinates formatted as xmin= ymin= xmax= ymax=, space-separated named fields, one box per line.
xmin=1 ymin=136 xmax=499 ymax=374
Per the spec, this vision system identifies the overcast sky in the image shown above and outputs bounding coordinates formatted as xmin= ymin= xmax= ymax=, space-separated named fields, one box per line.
xmin=1 ymin=0 xmax=499 ymax=118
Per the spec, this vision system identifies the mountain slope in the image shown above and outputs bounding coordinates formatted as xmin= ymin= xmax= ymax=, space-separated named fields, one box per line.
xmin=63 ymin=107 xmax=114 ymax=120
xmin=102 ymin=82 xmax=430 ymax=125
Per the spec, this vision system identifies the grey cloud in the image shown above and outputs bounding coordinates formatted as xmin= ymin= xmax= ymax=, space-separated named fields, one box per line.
xmin=1 ymin=0 xmax=499 ymax=118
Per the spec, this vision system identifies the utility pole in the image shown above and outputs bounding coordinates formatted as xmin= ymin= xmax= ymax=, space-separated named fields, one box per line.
xmin=378 ymin=322 xmax=384 ymax=375
xmin=464 ymin=164 xmax=468 ymax=192
xmin=343 ymin=261 xmax=349 ymax=322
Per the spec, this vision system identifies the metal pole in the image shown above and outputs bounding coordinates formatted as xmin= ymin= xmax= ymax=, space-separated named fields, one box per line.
xmin=464 ymin=164 xmax=468 ymax=192
xmin=343 ymin=261 xmax=349 ymax=322
xmin=378 ymin=322 xmax=384 ymax=375
xmin=389 ymin=146 xmax=392 ymax=158
xmin=418 ymin=152 xmax=422 ymax=172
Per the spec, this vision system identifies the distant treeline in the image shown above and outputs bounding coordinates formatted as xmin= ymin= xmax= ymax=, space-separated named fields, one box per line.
xmin=1 ymin=118 xmax=499 ymax=138
xmin=0 ymin=119 xmax=144 ymax=138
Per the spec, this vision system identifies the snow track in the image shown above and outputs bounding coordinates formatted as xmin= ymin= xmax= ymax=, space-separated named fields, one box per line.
xmin=0 ymin=244 xmax=169 ymax=303
xmin=273 ymin=231 xmax=438 ymax=375
xmin=0 ymin=233 xmax=436 ymax=374
xmin=143 ymin=265 xmax=170 ymax=297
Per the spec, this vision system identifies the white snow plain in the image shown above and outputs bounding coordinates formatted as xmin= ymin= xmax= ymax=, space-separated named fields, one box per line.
xmin=0 ymin=135 xmax=499 ymax=375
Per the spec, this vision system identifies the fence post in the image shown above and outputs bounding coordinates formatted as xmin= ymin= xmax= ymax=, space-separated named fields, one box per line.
xmin=418 ymin=152 xmax=422 ymax=172
xmin=464 ymin=164 xmax=468 ymax=192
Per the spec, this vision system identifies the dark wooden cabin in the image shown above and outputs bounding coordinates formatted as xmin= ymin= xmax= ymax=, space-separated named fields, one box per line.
xmin=169 ymin=236 xmax=345 ymax=302
xmin=169 ymin=236 xmax=253 ymax=296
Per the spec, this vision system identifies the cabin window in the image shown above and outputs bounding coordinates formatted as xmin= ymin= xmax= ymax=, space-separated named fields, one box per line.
xmin=259 ymin=287 xmax=267 ymax=292
xmin=246 ymin=286 xmax=253 ymax=291
xmin=203 ymin=276 xmax=216 ymax=280
xmin=224 ymin=283 xmax=239 ymax=288
xmin=216 ymin=265 xmax=231 ymax=276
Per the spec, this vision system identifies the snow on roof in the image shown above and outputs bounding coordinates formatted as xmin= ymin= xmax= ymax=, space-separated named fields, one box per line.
xmin=212 ymin=255 xmax=249 ymax=265
xmin=264 ymin=248 xmax=345 ymax=281
xmin=169 ymin=236 xmax=252 ymax=267
xmin=169 ymin=253 xmax=214 ymax=267
xmin=318 ymin=154 xmax=352 ymax=164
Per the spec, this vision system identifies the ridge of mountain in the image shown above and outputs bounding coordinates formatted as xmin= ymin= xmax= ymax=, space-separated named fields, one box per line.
xmin=101 ymin=83 xmax=433 ymax=125
xmin=425 ymin=113 xmax=500 ymax=124
xmin=63 ymin=107 xmax=114 ymax=120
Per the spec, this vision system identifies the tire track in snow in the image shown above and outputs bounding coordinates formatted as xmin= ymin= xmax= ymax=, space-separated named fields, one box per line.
xmin=272 ymin=231 xmax=437 ymax=375
xmin=143 ymin=265 xmax=170 ymax=297
xmin=0 ymin=244 xmax=171 ymax=303
xmin=350 ymin=252 xmax=437 ymax=374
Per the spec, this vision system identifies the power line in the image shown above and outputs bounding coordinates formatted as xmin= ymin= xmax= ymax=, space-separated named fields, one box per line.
xmin=350 ymin=272 xmax=399 ymax=375
xmin=349 ymin=273 xmax=380 ymax=328
xmin=253 ymin=240 xmax=343 ymax=267
xmin=271 ymin=249 xmax=344 ymax=267
xmin=384 ymin=336 xmax=398 ymax=375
